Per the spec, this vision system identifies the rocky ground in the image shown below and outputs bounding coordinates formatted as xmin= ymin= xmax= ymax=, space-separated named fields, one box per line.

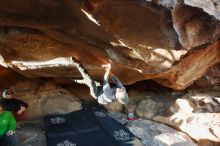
xmin=6 ymin=79 xmax=219 ymax=146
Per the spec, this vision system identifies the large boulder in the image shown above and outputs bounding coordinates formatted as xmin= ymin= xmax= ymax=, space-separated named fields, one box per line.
xmin=153 ymin=90 xmax=220 ymax=145
xmin=184 ymin=0 xmax=220 ymax=20
xmin=172 ymin=3 xmax=220 ymax=49
xmin=151 ymin=0 xmax=220 ymax=21
xmin=129 ymin=119 xmax=197 ymax=146
xmin=7 ymin=80 xmax=82 ymax=120
xmin=136 ymin=98 xmax=163 ymax=119
xmin=109 ymin=112 xmax=197 ymax=146
xmin=0 ymin=0 xmax=219 ymax=90
xmin=127 ymin=88 xmax=220 ymax=145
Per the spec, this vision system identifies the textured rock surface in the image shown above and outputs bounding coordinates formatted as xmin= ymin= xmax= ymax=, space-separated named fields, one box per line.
xmin=136 ymin=98 xmax=163 ymax=119
xmin=194 ymin=63 xmax=220 ymax=87
xmin=7 ymin=80 xmax=82 ymax=120
xmin=17 ymin=126 xmax=46 ymax=146
xmin=184 ymin=0 xmax=220 ymax=20
xmin=129 ymin=119 xmax=197 ymax=146
xmin=0 ymin=0 xmax=219 ymax=90
xmin=131 ymin=88 xmax=220 ymax=145
xmin=151 ymin=0 xmax=220 ymax=21
xmin=109 ymin=112 xmax=197 ymax=146
xmin=172 ymin=4 xmax=220 ymax=49
xmin=154 ymin=41 xmax=220 ymax=89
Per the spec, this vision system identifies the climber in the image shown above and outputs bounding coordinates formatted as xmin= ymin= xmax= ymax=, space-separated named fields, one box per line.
xmin=70 ymin=57 xmax=129 ymax=105
xmin=1 ymin=89 xmax=28 ymax=122
xmin=0 ymin=101 xmax=19 ymax=146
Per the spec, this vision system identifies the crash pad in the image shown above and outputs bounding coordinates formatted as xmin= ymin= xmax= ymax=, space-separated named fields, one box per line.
xmin=44 ymin=107 xmax=143 ymax=146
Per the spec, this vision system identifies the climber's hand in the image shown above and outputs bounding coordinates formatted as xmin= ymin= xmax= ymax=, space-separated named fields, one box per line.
xmin=102 ymin=63 xmax=111 ymax=72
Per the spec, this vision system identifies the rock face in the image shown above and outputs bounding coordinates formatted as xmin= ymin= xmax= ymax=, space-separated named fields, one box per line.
xmin=154 ymin=41 xmax=220 ymax=89
xmin=0 ymin=0 xmax=219 ymax=90
xmin=129 ymin=119 xmax=197 ymax=146
xmin=109 ymin=112 xmax=197 ymax=146
xmin=9 ymin=80 xmax=82 ymax=120
xmin=17 ymin=127 xmax=46 ymax=146
xmin=194 ymin=63 xmax=220 ymax=87
xmin=136 ymin=98 xmax=163 ymax=119
xmin=133 ymin=88 xmax=220 ymax=145
xmin=184 ymin=0 xmax=220 ymax=20
xmin=172 ymin=4 xmax=220 ymax=50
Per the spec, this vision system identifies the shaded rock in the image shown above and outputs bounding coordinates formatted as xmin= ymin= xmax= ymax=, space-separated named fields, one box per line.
xmin=38 ymin=81 xmax=58 ymax=91
xmin=195 ymin=63 xmax=220 ymax=87
xmin=185 ymin=0 xmax=220 ymax=20
xmin=6 ymin=80 xmax=82 ymax=120
xmin=17 ymin=128 xmax=46 ymax=146
xmin=103 ymin=101 xmax=123 ymax=112
xmin=11 ymin=79 xmax=41 ymax=93
xmin=172 ymin=4 xmax=220 ymax=49
xmin=0 ymin=66 xmax=27 ymax=90
xmin=160 ymin=9 xmax=182 ymax=49
xmin=88 ymin=0 xmax=171 ymax=49
xmin=187 ymin=86 xmax=220 ymax=98
xmin=66 ymin=83 xmax=96 ymax=102
xmin=128 ymin=91 xmax=157 ymax=106
xmin=136 ymin=97 xmax=163 ymax=119
xmin=39 ymin=88 xmax=82 ymax=116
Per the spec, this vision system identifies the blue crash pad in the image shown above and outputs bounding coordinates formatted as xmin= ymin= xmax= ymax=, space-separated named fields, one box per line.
xmin=44 ymin=107 xmax=143 ymax=146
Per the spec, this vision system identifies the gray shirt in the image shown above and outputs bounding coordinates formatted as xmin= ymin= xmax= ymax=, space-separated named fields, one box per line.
xmin=98 ymin=73 xmax=124 ymax=104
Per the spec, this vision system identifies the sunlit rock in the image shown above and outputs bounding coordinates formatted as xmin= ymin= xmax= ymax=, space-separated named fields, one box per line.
xmin=152 ymin=90 xmax=220 ymax=145
xmin=129 ymin=119 xmax=197 ymax=146
xmin=0 ymin=0 xmax=219 ymax=90
xmin=109 ymin=112 xmax=197 ymax=146
xmin=154 ymin=41 xmax=220 ymax=90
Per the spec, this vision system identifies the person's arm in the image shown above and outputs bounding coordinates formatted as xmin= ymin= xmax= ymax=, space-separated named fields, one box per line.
xmin=17 ymin=106 xmax=26 ymax=115
xmin=102 ymin=64 xmax=113 ymax=98
xmin=15 ymin=99 xmax=28 ymax=115
xmin=111 ymin=74 xmax=124 ymax=88
xmin=8 ymin=112 xmax=16 ymax=131
xmin=18 ymin=99 xmax=28 ymax=108
xmin=103 ymin=69 xmax=112 ymax=97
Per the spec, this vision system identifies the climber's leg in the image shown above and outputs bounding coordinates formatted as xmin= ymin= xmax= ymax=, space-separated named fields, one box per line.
xmin=70 ymin=57 xmax=99 ymax=99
